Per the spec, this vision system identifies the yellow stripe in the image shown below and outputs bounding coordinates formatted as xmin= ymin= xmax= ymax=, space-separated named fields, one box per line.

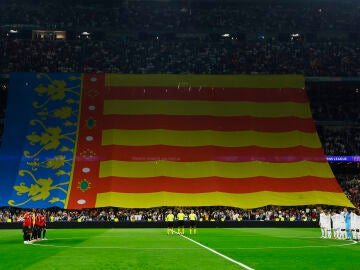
xmin=95 ymin=191 xmax=354 ymax=208
xmin=105 ymin=74 xmax=305 ymax=88
xmin=99 ymin=160 xmax=334 ymax=178
xmin=104 ymin=100 xmax=312 ymax=118
xmin=102 ymin=130 xmax=322 ymax=148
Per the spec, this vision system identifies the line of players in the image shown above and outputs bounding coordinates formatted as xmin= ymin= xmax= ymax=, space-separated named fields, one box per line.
xmin=22 ymin=209 xmax=47 ymax=244
xmin=165 ymin=209 xmax=197 ymax=235
xmin=319 ymin=208 xmax=360 ymax=240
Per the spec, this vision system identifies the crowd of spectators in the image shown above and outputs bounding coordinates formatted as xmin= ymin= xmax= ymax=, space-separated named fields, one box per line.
xmin=0 ymin=206 xmax=322 ymax=223
xmin=336 ymin=174 xmax=360 ymax=208
xmin=307 ymin=84 xmax=360 ymax=122
xmin=2 ymin=38 xmax=360 ymax=76
xmin=306 ymin=83 xmax=360 ymax=158
xmin=0 ymin=0 xmax=360 ymax=34
xmin=316 ymin=126 xmax=360 ymax=156
xmin=1 ymin=1 xmax=360 ymax=76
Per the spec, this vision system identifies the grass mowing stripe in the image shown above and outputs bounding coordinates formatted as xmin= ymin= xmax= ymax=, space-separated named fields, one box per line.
xmin=31 ymin=237 xmax=358 ymax=250
xmin=178 ymin=231 xmax=255 ymax=270
xmin=32 ymin=242 xmax=202 ymax=250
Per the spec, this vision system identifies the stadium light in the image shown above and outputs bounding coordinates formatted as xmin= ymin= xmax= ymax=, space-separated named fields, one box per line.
xmin=80 ymin=31 xmax=91 ymax=40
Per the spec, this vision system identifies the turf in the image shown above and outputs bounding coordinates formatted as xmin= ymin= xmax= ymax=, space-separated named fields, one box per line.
xmin=0 ymin=228 xmax=359 ymax=269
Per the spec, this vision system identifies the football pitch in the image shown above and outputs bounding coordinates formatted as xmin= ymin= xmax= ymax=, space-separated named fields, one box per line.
xmin=1 ymin=228 xmax=359 ymax=270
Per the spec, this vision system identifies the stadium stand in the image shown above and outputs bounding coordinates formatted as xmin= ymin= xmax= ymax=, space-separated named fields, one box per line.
xmin=0 ymin=0 xmax=359 ymax=219
xmin=0 ymin=206 xmax=323 ymax=223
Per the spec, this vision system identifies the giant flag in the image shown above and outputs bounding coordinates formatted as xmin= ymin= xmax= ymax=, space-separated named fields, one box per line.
xmin=0 ymin=73 xmax=354 ymax=209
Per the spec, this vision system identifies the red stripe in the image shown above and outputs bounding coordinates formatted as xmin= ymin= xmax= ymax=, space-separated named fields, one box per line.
xmin=96 ymin=176 xmax=343 ymax=193
xmin=103 ymin=115 xmax=316 ymax=133
xmin=101 ymin=145 xmax=327 ymax=163
xmin=67 ymin=74 xmax=106 ymax=209
xmin=105 ymin=86 xmax=308 ymax=102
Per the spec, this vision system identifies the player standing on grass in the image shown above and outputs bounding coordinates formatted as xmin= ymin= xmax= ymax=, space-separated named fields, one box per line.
xmin=350 ymin=209 xmax=357 ymax=240
xmin=319 ymin=209 xmax=326 ymax=238
xmin=331 ymin=210 xmax=340 ymax=239
xmin=319 ymin=209 xmax=331 ymax=238
xmin=350 ymin=209 xmax=359 ymax=241
xmin=34 ymin=210 xmax=42 ymax=240
xmin=177 ymin=209 xmax=185 ymax=235
xmin=355 ymin=209 xmax=360 ymax=241
xmin=189 ymin=210 xmax=197 ymax=235
xmin=23 ymin=211 xmax=32 ymax=244
xmin=165 ymin=210 xmax=175 ymax=235
xmin=343 ymin=208 xmax=352 ymax=240
xmin=324 ymin=210 xmax=332 ymax=238
xmin=30 ymin=209 xmax=36 ymax=241
xmin=339 ymin=209 xmax=346 ymax=239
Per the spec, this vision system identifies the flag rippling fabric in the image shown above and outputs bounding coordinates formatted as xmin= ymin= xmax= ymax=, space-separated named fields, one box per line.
xmin=0 ymin=73 xmax=353 ymax=209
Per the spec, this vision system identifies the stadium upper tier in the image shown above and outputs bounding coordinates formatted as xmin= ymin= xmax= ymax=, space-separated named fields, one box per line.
xmin=1 ymin=1 xmax=360 ymax=76
xmin=0 ymin=0 xmax=359 ymax=34
xmin=0 ymin=39 xmax=359 ymax=76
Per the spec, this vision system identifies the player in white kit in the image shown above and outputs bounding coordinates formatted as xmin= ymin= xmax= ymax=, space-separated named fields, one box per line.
xmin=351 ymin=209 xmax=359 ymax=241
xmin=319 ymin=210 xmax=332 ymax=238
xmin=331 ymin=210 xmax=340 ymax=239
xmin=324 ymin=210 xmax=332 ymax=238
xmin=350 ymin=209 xmax=357 ymax=240
xmin=319 ymin=209 xmax=326 ymax=238
xmin=339 ymin=209 xmax=347 ymax=239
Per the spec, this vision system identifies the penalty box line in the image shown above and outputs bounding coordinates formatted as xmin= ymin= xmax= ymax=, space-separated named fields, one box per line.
xmin=176 ymin=232 xmax=255 ymax=270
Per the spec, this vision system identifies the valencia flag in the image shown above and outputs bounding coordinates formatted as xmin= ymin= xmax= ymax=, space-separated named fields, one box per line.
xmin=65 ymin=74 xmax=352 ymax=209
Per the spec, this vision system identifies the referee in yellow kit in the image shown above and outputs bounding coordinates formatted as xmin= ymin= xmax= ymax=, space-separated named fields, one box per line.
xmin=189 ymin=209 xmax=197 ymax=235
xmin=165 ymin=210 xmax=175 ymax=235
xmin=177 ymin=209 xmax=185 ymax=235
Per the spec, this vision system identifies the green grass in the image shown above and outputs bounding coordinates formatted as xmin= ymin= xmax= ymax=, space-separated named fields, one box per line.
xmin=1 ymin=228 xmax=359 ymax=270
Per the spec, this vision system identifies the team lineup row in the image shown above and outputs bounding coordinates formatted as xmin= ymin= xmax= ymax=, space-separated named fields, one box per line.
xmin=22 ymin=209 xmax=47 ymax=244
xmin=319 ymin=208 xmax=360 ymax=240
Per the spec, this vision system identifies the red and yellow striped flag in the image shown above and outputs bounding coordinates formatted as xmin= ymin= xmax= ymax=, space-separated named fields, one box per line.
xmin=65 ymin=74 xmax=353 ymax=209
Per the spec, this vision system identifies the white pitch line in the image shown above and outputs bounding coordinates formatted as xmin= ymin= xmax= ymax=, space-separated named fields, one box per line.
xmin=177 ymin=232 xmax=255 ymax=270
xmin=214 ymin=241 xmax=358 ymax=250
xmin=31 ymin=243 xmax=201 ymax=250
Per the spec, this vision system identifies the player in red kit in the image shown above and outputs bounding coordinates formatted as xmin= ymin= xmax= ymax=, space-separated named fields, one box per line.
xmin=29 ymin=209 xmax=36 ymax=241
xmin=34 ymin=210 xmax=42 ymax=240
xmin=23 ymin=211 xmax=32 ymax=244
